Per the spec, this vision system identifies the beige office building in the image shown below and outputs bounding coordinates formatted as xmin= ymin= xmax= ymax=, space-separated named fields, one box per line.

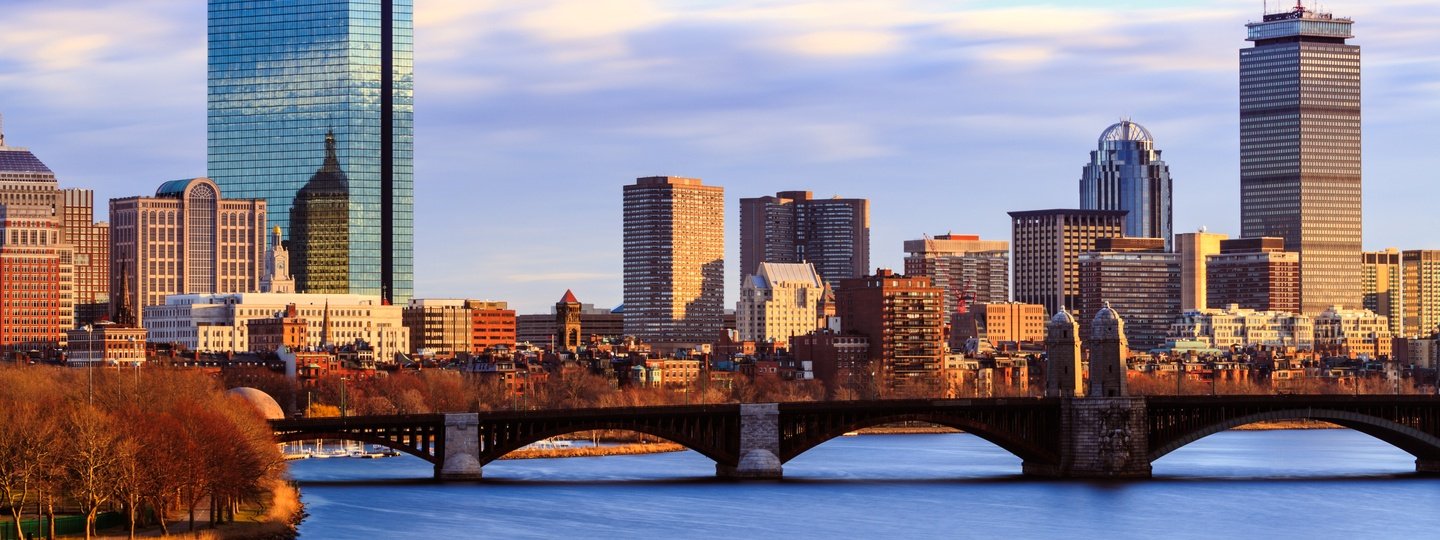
xmin=1175 ymin=229 xmax=1227 ymax=312
xmin=622 ymin=176 xmax=724 ymax=346
xmin=1009 ymin=209 xmax=1126 ymax=318
xmin=110 ymin=178 xmax=265 ymax=326
xmin=737 ymin=262 xmax=826 ymax=346
xmin=903 ymin=233 xmax=1009 ymax=314
xmin=1362 ymin=249 xmax=1403 ymax=336
xmin=143 ymin=292 xmax=408 ymax=361
xmin=1402 ymin=250 xmax=1440 ymax=338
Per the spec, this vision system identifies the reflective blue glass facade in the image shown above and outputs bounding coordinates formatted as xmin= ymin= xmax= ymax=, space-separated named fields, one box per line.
xmin=208 ymin=0 xmax=413 ymax=303
xmin=1079 ymin=121 xmax=1173 ymax=250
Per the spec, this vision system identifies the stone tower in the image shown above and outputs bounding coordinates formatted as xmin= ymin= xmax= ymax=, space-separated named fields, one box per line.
xmin=1088 ymin=301 xmax=1129 ymax=397
xmin=1044 ymin=308 xmax=1083 ymax=397
xmin=262 ymin=226 xmax=296 ymax=293
xmin=556 ymin=289 xmax=582 ymax=353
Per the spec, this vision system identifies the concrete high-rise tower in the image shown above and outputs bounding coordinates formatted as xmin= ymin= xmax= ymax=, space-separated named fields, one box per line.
xmin=739 ymin=191 xmax=869 ymax=288
xmin=1240 ymin=2 xmax=1361 ymax=315
xmin=208 ymin=0 xmax=414 ymax=304
xmin=1080 ymin=121 xmax=1173 ymax=249
xmin=622 ymin=176 xmax=725 ymax=347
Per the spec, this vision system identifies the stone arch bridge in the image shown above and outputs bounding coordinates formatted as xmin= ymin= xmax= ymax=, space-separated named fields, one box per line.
xmin=269 ymin=395 xmax=1440 ymax=480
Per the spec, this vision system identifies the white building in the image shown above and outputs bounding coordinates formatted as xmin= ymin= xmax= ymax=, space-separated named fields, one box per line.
xmin=736 ymin=262 xmax=825 ymax=346
xmin=1315 ymin=305 xmax=1393 ymax=359
xmin=1168 ymin=304 xmax=1315 ymax=350
xmin=143 ymin=292 xmax=408 ymax=361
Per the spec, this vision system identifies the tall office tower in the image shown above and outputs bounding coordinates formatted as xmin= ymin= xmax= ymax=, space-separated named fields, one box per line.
xmin=1206 ymin=237 xmax=1301 ymax=313
xmin=1009 ymin=209 xmax=1126 ymax=318
xmin=739 ymin=191 xmax=869 ymax=287
xmin=1175 ymin=229 xmax=1228 ymax=312
xmin=737 ymin=262 xmax=826 ymax=345
xmin=109 ymin=178 xmax=266 ymax=326
xmin=208 ymin=1 xmax=414 ymax=304
xmin=1241 ymin=3 xmax=1361 ymax=315
xmin=836 ymin=269 xmax=944 ymax=396
xmin=1402 ymin=251 xmax=1440 ymax=338
xmin=903 ymin=233 xmax=1010 ymax=314
xmin=0 ymin=124 xmax=73 ymax=352
xmin=58 ymin=189 xmax=110 ymax=325
xmin=1079 ymin=120 xmax=1174 ymax=249
xmin=622 ymin=176 xmax=725 ymax=347
xmin=1362 ymin=249 xmax=1402 ymax=336
xmin=1078 ymin=237 xmax=1179 ymax=351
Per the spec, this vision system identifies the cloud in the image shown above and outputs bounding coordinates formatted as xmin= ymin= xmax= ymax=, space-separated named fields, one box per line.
xmin=777 ymin=30 xmax=902 ymax=57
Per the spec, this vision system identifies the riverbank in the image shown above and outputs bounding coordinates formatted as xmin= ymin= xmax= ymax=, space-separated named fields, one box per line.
xmin=503 ymin=442 xmax=687 ymax=460
xmin=848 ymin=420 xmax=1341 ymax=436
xmin=96 ymin=480 xmax=302 ymax=539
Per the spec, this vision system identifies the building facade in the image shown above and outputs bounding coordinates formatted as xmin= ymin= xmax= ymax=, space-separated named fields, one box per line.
xmin=903 ymin=233 xmax=1009 ymax=314
xmin=1079 ymin=120 xmax=1173 ymax=249
xmin=208 ymin=0 xmax=414 ymax=304
xmin=622 ymin=176 xmax=724 ymax=346
xmin=739 ymin=191 xmax=869 ymax=287
xmin=1206 ymin=237 xmax=1300 ymax=313
xmin=1314 ymin=306 xmax=1393 ymax=359
xmin=0 ymin=130 xmax=73 ymax=352
xmin=402 ymin=299 xmax=515 ymax=356
xmin=792 ymin=330 xmax=871 ymax=396
xmin=59 ymin=189 xmax=109 ymax=325
xmin=737 ymin=262 xmax=826 ymax=346
xmin=516 ymin=304 xmax=624 ymax=348
xmin=1402 ymin=250 xmax=1440 ymax=338
xmin=836 ymin=269 xmax=945 ymax=396
xmin=143 ymin=292 xmax=409 ymax=361
xmin=952 ymin=302 xmax=1047 ymax=350
xmin=1362 ymin=249 xmax=1403 ymax=337
xmin=1175 ymin=229 xmax=1228 ymax=312
xmin=1077 ymin=237 xmax=1179 ymax=351
xmin=1169 ymin=305 xmax=1315 ymax=350
xmin=1009 ymin=209 xmax=1127 ymax=318
xmin=1240 ymin=4 xmax=1362 ymax=315
xmin=110 ymin=178 xmax=266 ymax=326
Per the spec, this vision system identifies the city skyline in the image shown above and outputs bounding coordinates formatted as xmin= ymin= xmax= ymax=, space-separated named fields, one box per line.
xmin=2 ymin=0 xmax=1439 ymax=313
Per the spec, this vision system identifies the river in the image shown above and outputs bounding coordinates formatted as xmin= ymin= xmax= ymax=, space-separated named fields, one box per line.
xmin=289 ymin=429 xmax=1440 ymax=539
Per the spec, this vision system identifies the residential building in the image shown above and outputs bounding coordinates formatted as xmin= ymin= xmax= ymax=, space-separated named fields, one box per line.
xmin=792 ymin=330 xmax=871 ymax=396
xmin=1206 ymin=237 xmax=1300 ymax=313
xmin=1315 ymin=306 xmax=1393 ymax=359
xmin=1078 ymin=237 xmax=1179 ymax=351
xmin=1009 ymin=209 xmax=1127 ymax=318
xmin=1362 ymin=249 xmax=1403 ymax=337
xmin=622 ymin=176 xmax=724 ymax=347
xmin=109 ymin=178 xmax=266 ymax=326
xmin=739 ymin=190 xmax=869 ymax=287
xmin=1240 ymin=3 xmax=1362 ymax=315
xmin=143 ymin=293 xmax=409 ymax=361
xmin=247 ymin=303 xmax=307 ymax=353
xmin=836 ymin=269 xmax=945 ymax=395
xmin=1169 ymin=305 xmax=1315 ymax=350
xmin=737 ymin=262 xmax=826 ymax=346
xmin=1079 ymin=120 xmax=1173 ymax=249
xmin=903 ymin=233 xmax=1009 ymax=314
xmin=208 ymin=1 xmax=414 ymax=304
xmin=1175 ymin=229 xmax=1228 ymax=311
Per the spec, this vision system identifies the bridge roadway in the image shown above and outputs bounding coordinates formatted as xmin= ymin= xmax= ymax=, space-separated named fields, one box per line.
xmin=270 ymin=395 xmax=1440 ymax=480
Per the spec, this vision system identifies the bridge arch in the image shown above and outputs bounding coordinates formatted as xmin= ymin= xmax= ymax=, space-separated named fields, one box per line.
xmin=274 ymin=431 xmax=439 ymax=464
xmin=476 ymin=420 xmax=735 ymax=467
xmin=1149 ymin=408 xmax=1440 ymax=463
xmin=780 ymin=412 xmax=1056 ymax=465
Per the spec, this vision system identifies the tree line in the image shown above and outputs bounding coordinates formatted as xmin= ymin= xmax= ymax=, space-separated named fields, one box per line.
xmin=0 ymin=367 xmax=285 ymax=539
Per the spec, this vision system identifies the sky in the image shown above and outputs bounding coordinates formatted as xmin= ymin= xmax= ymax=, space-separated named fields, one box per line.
xmin=2 ymin=0 xmax=1438 ymax=314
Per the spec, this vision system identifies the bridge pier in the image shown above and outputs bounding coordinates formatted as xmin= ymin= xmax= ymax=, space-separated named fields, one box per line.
xmin=1417 ymin=459 xmax=1440 ymax=475
xmin=717 ymin=403 xmax=783 ymax=479
xmin=438 ymin=413 xmax=483 ymax=481
xmin=1029 ymin=398 xmax=1151 ymax=479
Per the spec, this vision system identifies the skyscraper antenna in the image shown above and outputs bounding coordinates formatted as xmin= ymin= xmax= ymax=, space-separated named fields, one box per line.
xmin=0 ymin=112 xmax=6 ymax=147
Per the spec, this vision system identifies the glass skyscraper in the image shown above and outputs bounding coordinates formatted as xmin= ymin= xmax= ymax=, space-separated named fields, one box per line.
xmin=1240 ymin=3 xmax=1360 ymax=315
xmin=1079 ymin=120 xmax=1173 ymax=250
xmin=208 ymin=0 xmax=414 ymax=303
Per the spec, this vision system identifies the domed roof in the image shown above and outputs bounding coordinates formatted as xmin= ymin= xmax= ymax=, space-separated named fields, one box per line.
xmin=1099 ymin=120 xmax=1153 ymax=143
xmin=227 ymin=387 xmax=285 ymax=420
xmin=1093 ymin=301 xmax=1121 ymax=322
xmin=1051 ymin=308 xmax=1076 ymax=325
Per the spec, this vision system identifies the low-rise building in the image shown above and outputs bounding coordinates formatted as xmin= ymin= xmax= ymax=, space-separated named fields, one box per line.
xmin=736 ymin=262 xmax=826 ymax=346
xmin=143 ymin=293 xmax=409 ymax=362
xmin=1168 ymin=305 xmax=1314 ymax=350
xmin=1315 ymin=306 xmax=1393 ymax=359
xmin=65 ymin=325 xmax=147 ymax=366
xmin=402 ymin=298 xmax=515 ymax=357
xmin=951 ymin=302 xmax=1047 ymax=350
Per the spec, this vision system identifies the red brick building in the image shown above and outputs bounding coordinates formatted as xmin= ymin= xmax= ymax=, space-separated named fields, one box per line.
xmin=0 ymin=208 xmax=69 ymax=354
xmin=248 ymin=303 xmax=308 ymax=353
xmin=836 ymin=269 xmax=945 ymax=396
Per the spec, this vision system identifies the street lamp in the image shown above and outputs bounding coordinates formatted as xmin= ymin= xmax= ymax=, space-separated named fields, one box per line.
xmin=339 ymin=377 xmax=349 ymax=418
xmin=83 ymin=323 xmax=93 ymax=405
